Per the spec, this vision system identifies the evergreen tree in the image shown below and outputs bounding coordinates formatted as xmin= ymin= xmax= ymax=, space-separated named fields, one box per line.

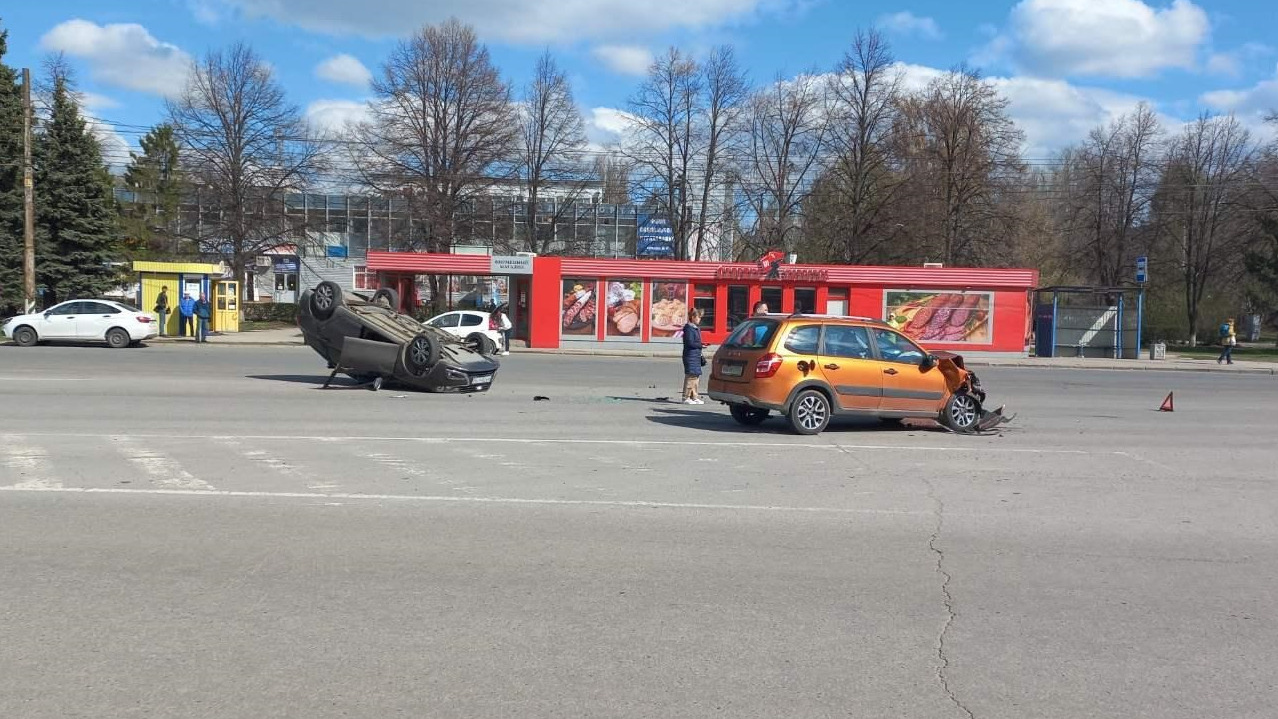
xmin=0 ymin=22 xmax=27 ymax=314
xmin=121 ymin=123 xmax=183 ymax=258
xmin=33 ymin=77 xmax=120 ymax=303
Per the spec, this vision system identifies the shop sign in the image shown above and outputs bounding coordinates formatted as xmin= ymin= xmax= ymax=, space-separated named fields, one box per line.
xmin=273 ymin=257 xmax=299 ymax=273
xmin=714 ymin=265 xmax=829 ymax=282
xmin=884 ymin=290 xmax=994 ymax=344
xmin=491 ymin=255 xmax=534 ymax=274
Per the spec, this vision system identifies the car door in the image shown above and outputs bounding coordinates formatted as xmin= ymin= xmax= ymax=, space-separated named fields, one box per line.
xmin=40 ymin=301 xmax=84 ymax=339
xmin=817 ymin=324 xmax=882 ymax=412
xmin=76 ymin=301 xmax=121 ymax=340
xmin=870 ymin=328 xmax=948 ymax=413
xmin=427 ymin=312 xmax=462 ymax=338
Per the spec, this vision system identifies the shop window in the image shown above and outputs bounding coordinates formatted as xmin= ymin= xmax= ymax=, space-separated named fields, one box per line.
xmin=604 ymin=280 xmax=643 ymax=338
xmin=727 ymin=285 xmax=749 ymax=330
xmin=761 ymin=286 xmax=783 ymax=312
xmin=650 ymin=281 xmax=688 ymax=339
xmin=693 ymin=284 xmax=716 ymax=330
xmin=827 ymin=288 xmax=849 ymax=316
xmin=353 ymin=265 xmax=377 ymax=290
xmin=795 ymin=287 xmax=816 ymax=314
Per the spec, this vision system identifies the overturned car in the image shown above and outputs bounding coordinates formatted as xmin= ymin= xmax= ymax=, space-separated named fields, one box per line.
xmin=297 ymin=281 xmax=499 ymax=392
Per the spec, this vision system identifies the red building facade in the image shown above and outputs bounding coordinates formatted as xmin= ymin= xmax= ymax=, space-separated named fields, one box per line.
xmin=366 ymin=251 xmax=1040 ymax=356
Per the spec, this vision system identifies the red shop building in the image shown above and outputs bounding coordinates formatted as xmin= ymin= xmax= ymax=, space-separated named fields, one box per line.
xmin=366 ymin=250 xmax=1040 ymax=357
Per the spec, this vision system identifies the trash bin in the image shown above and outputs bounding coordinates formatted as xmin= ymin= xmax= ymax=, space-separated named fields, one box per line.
xmin=1150 ymin=342 xmax=1166 ymax=360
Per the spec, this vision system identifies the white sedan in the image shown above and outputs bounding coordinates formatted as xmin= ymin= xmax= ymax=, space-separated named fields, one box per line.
xmin=2 ymin=299 xmax=159 ymax=349
xmin=423 ymin=310 xmax=505 ymax=355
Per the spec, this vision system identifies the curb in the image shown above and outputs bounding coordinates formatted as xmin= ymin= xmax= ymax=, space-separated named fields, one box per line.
xmin=962 ymin=360 xmax=1276 ymax=376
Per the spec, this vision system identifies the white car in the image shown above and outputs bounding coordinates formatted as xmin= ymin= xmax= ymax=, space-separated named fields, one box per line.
xmin=2 ymin=299 xmax=159 ymax=349
xmin=423 ymin=310 xmax=505 ymax=355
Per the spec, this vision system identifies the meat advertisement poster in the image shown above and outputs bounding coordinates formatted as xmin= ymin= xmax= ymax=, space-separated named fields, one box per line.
xmin=562 ymin=280 xmax=598 ymax=337
xmin=884 ymin=291 xmax=993 ymax=344
xmin=649 ymin=282 xmax=689 ymax=339
xmin=605 ymin=281 xmax=643 ymax=338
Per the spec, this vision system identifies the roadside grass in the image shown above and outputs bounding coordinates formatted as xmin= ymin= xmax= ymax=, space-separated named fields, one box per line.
xmin=1169 ymin=345 xmax=1278 ymax=362
xmin=240 ymin=320 xmax=294 ymax=332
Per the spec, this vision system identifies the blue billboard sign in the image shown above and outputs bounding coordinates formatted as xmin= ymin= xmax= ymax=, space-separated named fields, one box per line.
xmin=637 ymin=216 xmax=675 ymax=258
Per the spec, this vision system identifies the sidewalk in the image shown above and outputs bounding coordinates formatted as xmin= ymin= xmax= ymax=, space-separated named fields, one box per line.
xmin=152 ymin=329 xmax=1277 ymax=375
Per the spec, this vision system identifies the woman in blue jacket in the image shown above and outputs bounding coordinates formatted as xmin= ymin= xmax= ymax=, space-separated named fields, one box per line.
xmin=681 ymin=308 xmax=706 ymax=405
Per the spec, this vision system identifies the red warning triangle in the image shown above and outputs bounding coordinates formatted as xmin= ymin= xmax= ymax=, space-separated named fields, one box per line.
xmin=1159 ymin=392 xmax=1174 ymax=412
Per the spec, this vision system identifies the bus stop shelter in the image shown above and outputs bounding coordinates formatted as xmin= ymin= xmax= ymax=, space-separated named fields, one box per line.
xmin=1034 ymin=286 xmax=1143 ymax=359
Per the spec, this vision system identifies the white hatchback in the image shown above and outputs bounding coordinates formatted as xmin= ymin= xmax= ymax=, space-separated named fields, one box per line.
xmin=3 ymin=299 xmax=159 ymax=349
xmin=423 ymin=310 xmax=505 ymax=355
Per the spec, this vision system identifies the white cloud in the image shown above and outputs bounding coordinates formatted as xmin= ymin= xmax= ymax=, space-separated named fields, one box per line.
xmin=994 ymin=0 xmax=1210 ymax=79
xmin=876 ymin=11 xmax=942 ymax=40
xmin=40 ymin=19 xmax=191 ymax=97
xmin=305 ymin=99 xmax=371 ymax=136
xmin=316 ymin=54 xmax=373 ymax=88
xmin=1206 ymin=53 xmax=1241 ymax=77
xmin=585 ymin=107 xmax=637 ymax=148
xmin=219 ymin=0 xmax=797 ymax=43
xmin=76 ymin=92 xmax=121 ymax=110
xmin=1201 ymin=68 xmax=1278 ymax=137
xmin=591 ymin=45 xmax=653 ymax=76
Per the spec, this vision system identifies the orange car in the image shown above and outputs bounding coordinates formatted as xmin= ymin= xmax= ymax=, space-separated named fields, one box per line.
xmin=707 ymin=314 xmax=990 ymax=435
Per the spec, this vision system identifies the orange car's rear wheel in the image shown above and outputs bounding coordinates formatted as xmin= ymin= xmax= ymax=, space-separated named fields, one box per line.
xmin=788 ymin=390 xmax=831 ymax=435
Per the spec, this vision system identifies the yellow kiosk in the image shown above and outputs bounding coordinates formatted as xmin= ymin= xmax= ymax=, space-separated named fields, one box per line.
xmin=133 ymin=261 xmax=240 ymax=335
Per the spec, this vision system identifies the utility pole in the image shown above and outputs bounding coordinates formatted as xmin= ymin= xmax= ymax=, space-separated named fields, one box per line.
xmin=21 ymin=68 xmax=36 ymax=313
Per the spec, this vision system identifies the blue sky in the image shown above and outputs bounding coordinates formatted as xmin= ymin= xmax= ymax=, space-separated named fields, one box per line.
xmin=2 ymin=0 xmax=1276 ymax=167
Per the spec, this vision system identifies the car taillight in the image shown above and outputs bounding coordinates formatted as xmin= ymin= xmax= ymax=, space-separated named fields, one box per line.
xmin=137 ymin=316 xmax=152 ymax=323
xmin=755 ymin=353 xmax=783 ymax=378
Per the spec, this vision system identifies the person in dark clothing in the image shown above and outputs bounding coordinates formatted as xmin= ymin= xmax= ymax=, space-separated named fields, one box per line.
xmin=194 ymin=293 xmax=212 ymax=343
xmin=154 ymin=287 xmax=170 ymax=336
xmin=682 ymin=308 xmax=706 ymax=405
xmin=753 ymin=301 xmax=769 ymax=316
xmin=178 ymin=293 xmax=196 ymax=338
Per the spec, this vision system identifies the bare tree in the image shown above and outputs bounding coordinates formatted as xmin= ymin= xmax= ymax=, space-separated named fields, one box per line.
xmin=168 ymin=42 xmax=323 ymax=301
xmin=350 ymin=19 xmax=516 ymax=261
xmin=518 ymin=51 xmax=587 ymax=255
xmin=594 ymin=154 xmax=632 ymax=205
xmin=737 ymin=73 xmax=829 ymax=258
xmin=894 ymin=67 xmax=1025 ymax=265
xmin=625 ymin=48 xmax=701 ymax=259
xmin=821 ymin=28 xmax=906 ymax=263
xmin=1154 ymin=114 xmax=1259 ymax=344
xmin=1057 ymin=104 xmax=1162 ymax=285
xmin=690 ymin=46 xmax=749 ymax=261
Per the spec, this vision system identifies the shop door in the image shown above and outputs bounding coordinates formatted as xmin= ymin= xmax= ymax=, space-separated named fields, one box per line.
xmin=514 ymin=278 xmax=530 ymax=339
xmin=214 ymin=281 xmax=240 ymax=332
xmin=727 ymin=285 xmax=749 ymax=330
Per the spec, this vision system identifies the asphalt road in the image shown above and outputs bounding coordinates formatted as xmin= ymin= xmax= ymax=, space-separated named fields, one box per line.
xmin=1 ymin=344 xmax=1276 ymax=718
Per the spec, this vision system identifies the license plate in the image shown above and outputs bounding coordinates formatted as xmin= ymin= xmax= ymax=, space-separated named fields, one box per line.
xmin=471 ymin=375 xmax=492 ymax=384
xmin=720 ymin=363 xmax=743 ymax=377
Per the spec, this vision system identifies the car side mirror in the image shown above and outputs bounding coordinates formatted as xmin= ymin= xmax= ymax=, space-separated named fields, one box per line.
xmin=920 ymin=354 xmax=938 ymax=371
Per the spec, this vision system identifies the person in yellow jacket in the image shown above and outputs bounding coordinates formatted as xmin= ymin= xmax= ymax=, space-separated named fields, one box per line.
xmin=1217 ymin=318 xmax=1236 ymax=365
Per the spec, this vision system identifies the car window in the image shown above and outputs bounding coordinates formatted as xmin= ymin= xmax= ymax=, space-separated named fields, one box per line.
xmin=429 ymin=314 xmax=460 ymax=328
xmin=459 ymin=313 xmax=484 ymax=327
xmin=82 ymin=302 xmax=120 ymax=314
xmin=48 ymin=302 xmax=83 ymax=315
xmin=724 ymin=319 xmax=779 ymax=349
xmin=872 ymin=328 xmax=926 ymax=364
xmin=823 ymin=325 xmax=872 ymax=359
xmin=783 ymin=325 xmax=821 ymax=354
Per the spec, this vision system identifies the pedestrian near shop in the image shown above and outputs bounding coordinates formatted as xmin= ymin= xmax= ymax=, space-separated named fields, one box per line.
xmin=753 ymin=301 xmax=769 ymax=316
xmin=178 ymin=293 xmax=196 ymax=338
xmin=682 ymin=308 xmax=706 ymax=405
xmin=154 ymin=286 xmax=170 ymax=336
xmin=1217 ymin=318 xmax=1236 ymax=364
xmin=493 ymin=306 xmax=512 ymax=355
xmin=194 ymin=294 xmax=212 ymax=343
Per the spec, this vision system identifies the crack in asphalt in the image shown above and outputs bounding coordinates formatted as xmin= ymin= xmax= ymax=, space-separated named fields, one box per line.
xmin=924 ymin=477 xmax=975 ymax=719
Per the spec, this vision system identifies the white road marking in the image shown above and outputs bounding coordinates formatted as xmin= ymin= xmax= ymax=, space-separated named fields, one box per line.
xmin=16 ymin=433 xmax=1095 ymax=455
xmin=110 ymin=436 xmax=214 ymax=490
xmin=0 ymin=377 xmax=93 ymax=382
xmin=0 ymin=485 xmax=926 ymax=515
xmin=211 ymin=437 xmax=303 ymax=478
xmin=1 ymin=435 xmax=60 ymax=489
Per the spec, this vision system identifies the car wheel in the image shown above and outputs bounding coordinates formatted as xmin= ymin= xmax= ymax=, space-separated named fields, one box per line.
xmin=729 ymin=404 xmax=769 ymax=426
xmin=370 ymin=287 xmax=399 ymax=310
xmin=310 ymin=281 xmax=345 ymax=321
xmin=106 ymin=328 xmax=130 ymax=349
xmin=12 ymin=326 xmax=37 ymax=347
xmin=942 ymin=392 xmax=981 ymax=432
xmin=465 ymin=333 xmax=496 ymax=355
xmin=403 ymin=332 xmax=441 ymax=377
xmin=787 ymin=389 xmax=831 ymax=435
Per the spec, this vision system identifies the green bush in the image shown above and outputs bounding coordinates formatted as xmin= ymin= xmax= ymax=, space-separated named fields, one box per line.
xmin=243 ymin=302 xmax=298 ymax=323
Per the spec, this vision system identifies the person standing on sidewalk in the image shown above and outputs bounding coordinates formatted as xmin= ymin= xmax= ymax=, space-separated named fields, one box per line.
xmin=177 ymin=293 xmax=196 ymax=337
xmin=492 ymin=305 xmax=512 ymax=356
xmin=194 ymin=293 xmax=212 ymax=343
xmin=1217 ymin=318 xmax=1236 ymax=364
xmin=682 ymin=308 xmax=706 ymax=405
xmin=154 ymin=286 xmax=170 ymax=337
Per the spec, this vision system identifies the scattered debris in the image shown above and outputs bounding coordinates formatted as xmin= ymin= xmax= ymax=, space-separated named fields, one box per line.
xmin=534 ymin=395 xmax=551 ymax=401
